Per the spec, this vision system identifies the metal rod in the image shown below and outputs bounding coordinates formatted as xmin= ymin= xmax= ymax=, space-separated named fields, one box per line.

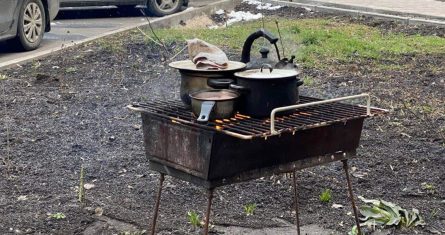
xmin=151 ymin=173 xmax=165 ymax=235
xmin=203 ymin=189 xmax=214 ymax=235
xmin=342 ymin=160 xmax=362 ymax=235
xmin=291 ymin=171 xmax=301 ymax=235
xmin=271 ymin=93 xmax=371 ymax=134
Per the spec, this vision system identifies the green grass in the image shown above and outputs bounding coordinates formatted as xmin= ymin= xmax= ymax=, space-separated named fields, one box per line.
xmin=319 ymin=189 xmax=332 ymax=203
xmin=48 ymin=212 xmax=66 ymax=220
xmin=302 ymin=75 xmax=315 ymax=86
xmin=148 ymin=18 xmax=445 ymax=69
xmin=243 ymin=203 xmax=257 ymax=216
xmin=187 ymin=211 xmax=201 ymax=228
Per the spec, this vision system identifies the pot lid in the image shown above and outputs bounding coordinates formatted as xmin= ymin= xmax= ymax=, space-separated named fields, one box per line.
xmin=235 ymin=67 xmax=300 ymax=79
xmin=169 ymin=60 xmax=246 ymax=72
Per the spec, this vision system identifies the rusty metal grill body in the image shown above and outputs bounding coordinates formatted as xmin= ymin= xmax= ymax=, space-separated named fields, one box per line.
xmin=131 ymin=96 xmax=384 ymax=188
xmin=129 ymin=95 xmax=386 ymax=235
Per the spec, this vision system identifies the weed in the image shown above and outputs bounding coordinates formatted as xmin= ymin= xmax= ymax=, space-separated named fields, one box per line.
xmin=302 ymin=75 xmax=315 ymax=87
xmin=348 ymin=225 xmax=358 ymax=235
xmin=48 ymin=212 xmax=66 ymax=220
xmin=430 ymin=208 xmax=439 ymax=219
xmin=78 ymin=166 xmax=85 ymax=204
xmin=65 ymin=67 xmax=77 ymax=73
xmin=0 ymin=74 xmax=7 ymax=80
xmin=351 ymin=196 xmax=425 ymax=233
xmin=31 ymin=61 xmax=41 ymax=69
xmin=97 ymin=38 xmax=125 ymax=54
xmin=187 ymin=211 xmax=201 ymax=228
xmin=319 ymin=189 xmax=332 ymax=203
xmin=421 ymin=182 xmax=436 ymax=194
xmin=291 ymin=25 xmax=301 ymax=34
xmin=243 ymin=203 xmax=257 ymax=216
xmin=302 ymin=34 xmax=320 ymax=46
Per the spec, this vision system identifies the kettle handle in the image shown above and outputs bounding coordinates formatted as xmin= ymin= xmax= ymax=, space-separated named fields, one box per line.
xmin=241 ymin=29 xmax=281 ymax=63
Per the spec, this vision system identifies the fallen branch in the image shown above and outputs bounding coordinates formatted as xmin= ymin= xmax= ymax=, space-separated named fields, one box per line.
xmin=136 ymin=27 xmax=164 ymax=47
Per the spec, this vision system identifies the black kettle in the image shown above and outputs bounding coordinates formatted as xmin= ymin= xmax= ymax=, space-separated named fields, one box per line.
xmin=240 ymin=28 xmax=297 ymax=71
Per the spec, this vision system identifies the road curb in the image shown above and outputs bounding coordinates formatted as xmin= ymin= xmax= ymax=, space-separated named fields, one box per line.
xmin=264 ymin=0 xmax=445 ymax=27
xmin=0 ymin=0 xmax=239 ymax=71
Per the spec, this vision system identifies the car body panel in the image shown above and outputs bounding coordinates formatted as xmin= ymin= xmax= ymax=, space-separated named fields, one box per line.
xmin=48 ymin=0 xmax=61 ymax=21
xmin=0 ymin=1 xmax=21 ymax=34
xmin=60 ymin=0 xmax=188 ymax=7
xmin=0 ymin=0 xmax=59 ymax=43
xmin=60 ymin=0 xmax=146 ymax=7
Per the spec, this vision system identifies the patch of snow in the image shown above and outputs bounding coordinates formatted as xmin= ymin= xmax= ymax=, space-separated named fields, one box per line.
xmin=84 ymin=183 xmax=95 ymax=190
xmin=215 ymin=9 xmax=225 ymax=15
xmin=226 ymin=11 xmax=263 ymax=25
xmin=243 ymin=0 xmax=282 ymax=10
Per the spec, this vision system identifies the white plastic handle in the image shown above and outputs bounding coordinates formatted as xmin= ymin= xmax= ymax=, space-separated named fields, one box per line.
xmin=270 ymin=93 xmax=371 ymax=134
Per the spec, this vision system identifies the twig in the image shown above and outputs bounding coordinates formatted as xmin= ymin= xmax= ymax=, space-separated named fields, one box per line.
xmin=169 ymin=45 xmax=188 ymax=61
xmin=78 ymin=166 xmax=85 ymax=205
xmin=275 ymin=20 xmax=286 ymax=58
xmin=136 ymin=27 xmax=163 ymax=47
xmin=261 ymin=0 xmax=265 ymax=29
xmin=139 ymin=9 xmax=170 ymax=54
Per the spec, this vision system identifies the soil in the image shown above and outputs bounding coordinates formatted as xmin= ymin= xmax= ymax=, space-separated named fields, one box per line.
xmin=1 ymin=3 xmax=444 ymax=235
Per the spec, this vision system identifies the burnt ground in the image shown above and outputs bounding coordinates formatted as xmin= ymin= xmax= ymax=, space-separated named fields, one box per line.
xmin=1 ymin=3 xmax=444 ymax=235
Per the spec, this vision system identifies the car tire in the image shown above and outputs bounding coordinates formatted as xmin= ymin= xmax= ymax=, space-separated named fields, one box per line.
xmin=144 ymin=0 xmax=184 ymax=17
xmin=16 ymin=0 xmax=46 ymax=51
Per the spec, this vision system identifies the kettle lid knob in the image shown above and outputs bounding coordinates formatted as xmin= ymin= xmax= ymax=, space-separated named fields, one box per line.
xmin=259 ymin=47 xmax=270 ymax=58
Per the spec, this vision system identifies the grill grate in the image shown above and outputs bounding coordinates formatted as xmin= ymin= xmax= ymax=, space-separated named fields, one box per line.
xmin=130 ymin=96 xmax=386 ymax=139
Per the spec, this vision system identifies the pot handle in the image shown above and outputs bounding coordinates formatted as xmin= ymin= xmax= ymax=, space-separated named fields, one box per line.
xmin=207 ymin=78 xmax=234 ymax=89
xmin=260 ymin=64 xmax=273 ymax=73
xmin=197 ymin=101 xmax=216 ymax=123
xmin=296 ymin=80 xmax=304 ymax=87
xmin=230 ymin=84 xmax=250 ymax=93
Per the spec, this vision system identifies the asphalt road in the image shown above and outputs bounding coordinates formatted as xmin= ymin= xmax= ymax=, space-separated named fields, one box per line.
xmin=0 ymin=0 xmax=215 ymax=69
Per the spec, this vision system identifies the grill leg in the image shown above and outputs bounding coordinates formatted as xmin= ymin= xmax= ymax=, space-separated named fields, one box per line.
xmin=342 ymin=160 xmax=362 ymax=235
xmin=291 ymin=171 xmax=301 ymax=235
xmin=151 ymin=173 xmax=165 ymax=235
xmin=203 ymin=188 xmax=214 ymax=235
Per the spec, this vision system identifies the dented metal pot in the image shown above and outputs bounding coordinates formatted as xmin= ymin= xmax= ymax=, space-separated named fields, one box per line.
xmin=169 ymin=60 xmax=246 ymax=106
xmin=189 ymin=89 xmax=240 ymax=123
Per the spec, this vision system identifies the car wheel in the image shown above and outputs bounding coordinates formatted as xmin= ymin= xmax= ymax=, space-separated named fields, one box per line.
xmin=145 ymin=0 xmax=184 ymax=17
xmin=16 ymin=0 xmax=46 ymax=51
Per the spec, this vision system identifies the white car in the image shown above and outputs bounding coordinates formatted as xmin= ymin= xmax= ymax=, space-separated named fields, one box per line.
xmin=0 ymin=0 xmax=60 ymax=50
xmin=59 ymin=0 xmax=188 ymax=16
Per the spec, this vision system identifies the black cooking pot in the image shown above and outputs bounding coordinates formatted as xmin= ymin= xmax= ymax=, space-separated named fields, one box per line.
xmin=231 ymin=64 xmax=302 ymax=118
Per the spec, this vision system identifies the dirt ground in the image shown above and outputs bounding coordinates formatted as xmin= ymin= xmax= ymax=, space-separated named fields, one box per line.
xmin=1 ymin=3 xmax=444 ymax=235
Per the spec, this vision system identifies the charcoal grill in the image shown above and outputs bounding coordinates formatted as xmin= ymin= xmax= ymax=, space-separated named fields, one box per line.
xmin=128 ymin=94 xmax=386 ymax=235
